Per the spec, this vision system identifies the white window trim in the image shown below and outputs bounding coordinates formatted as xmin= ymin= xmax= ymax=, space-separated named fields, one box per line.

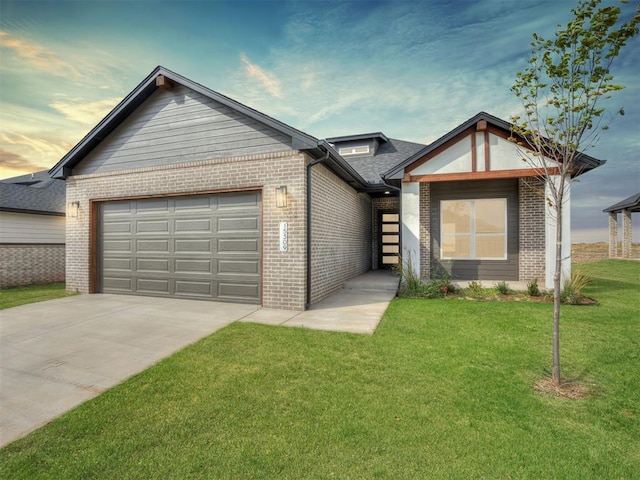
xmin=338 ymin=145 xmax=370 ymax=156
xmin=440 ymin=198 xmax=508 ymax=260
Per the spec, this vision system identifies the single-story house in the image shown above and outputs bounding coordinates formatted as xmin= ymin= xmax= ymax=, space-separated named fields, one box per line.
xmin=0 ymin=171 xmax=66 ymax=288
xmin=49 ymin=66 xmax=603 ymax=310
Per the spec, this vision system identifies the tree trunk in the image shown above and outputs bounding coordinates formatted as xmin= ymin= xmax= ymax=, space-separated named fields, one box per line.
xmin=552 ymin=189 xmax=563 ymax=386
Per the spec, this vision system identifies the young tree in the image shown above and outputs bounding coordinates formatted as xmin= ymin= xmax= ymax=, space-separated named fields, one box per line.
xmin=510 ymin=0 xmax=639 ymax=386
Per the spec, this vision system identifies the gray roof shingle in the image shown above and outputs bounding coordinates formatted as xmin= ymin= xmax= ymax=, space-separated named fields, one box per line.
xmin=0 ymin=171 xmax=66 ymax=215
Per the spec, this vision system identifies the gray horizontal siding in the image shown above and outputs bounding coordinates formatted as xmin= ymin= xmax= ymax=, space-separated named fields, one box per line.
xmin=75 ymin=85 xmax=293 ymax=175
xmin=431 ymin=179 xmax=519 ymax=281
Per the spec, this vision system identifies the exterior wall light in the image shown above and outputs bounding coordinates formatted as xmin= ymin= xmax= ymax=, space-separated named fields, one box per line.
xmin=67 ymin=201 xmax=80 ymax=218
xmin=275 ymin=186 xmax=287 ymax=208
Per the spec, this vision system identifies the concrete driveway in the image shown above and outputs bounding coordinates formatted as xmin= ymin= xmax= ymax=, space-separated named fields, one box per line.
xmin=0 ymin=294 xmax=258 ymax=447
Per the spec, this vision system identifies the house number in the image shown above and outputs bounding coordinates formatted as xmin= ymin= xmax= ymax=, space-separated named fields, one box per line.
xmin=279 ymin=222 xmax=288 ymax=252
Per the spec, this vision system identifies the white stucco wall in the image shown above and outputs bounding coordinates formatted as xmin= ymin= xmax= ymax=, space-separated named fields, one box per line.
xmin=401 ymin=181 xmax=420 ymax=275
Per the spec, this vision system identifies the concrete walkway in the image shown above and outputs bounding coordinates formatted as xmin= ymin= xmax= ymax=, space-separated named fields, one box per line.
xmin=0 ymin=270 xmax=398 ymax=446
xmin=240 ymin=269 xmax=399 ymax=334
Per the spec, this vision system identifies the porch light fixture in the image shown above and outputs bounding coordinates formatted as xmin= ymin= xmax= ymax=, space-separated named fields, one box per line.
xmin=275 ymin=186 xmax=287 ymax=208
xmin=67 ymin=201 xmax=80 ymax=218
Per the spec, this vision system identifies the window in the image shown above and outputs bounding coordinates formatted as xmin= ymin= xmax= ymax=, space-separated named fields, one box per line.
xmin=338 ymin=145 xmax=370 ymax=156
xmin=441 ymin=198 xmax=507 ymax=260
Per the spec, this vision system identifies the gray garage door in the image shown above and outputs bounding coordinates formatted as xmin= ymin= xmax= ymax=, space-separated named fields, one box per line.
xmin=99 ymin=191 xmax=261 ymax=304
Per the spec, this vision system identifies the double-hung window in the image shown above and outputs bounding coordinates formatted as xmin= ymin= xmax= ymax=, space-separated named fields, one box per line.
xmin=441 ymin=198 xmax=507 ymax=260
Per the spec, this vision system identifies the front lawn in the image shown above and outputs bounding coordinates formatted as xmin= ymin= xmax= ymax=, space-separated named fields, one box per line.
xmin=1 ymin=260 xmax=638 ymax=478
xmin=0 ymin=282 xmax=74 ymax=310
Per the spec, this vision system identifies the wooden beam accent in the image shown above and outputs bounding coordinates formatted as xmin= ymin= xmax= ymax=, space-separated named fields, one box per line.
xmin=405 ymin=127 xmax=474 ymax=173
xmin=403 ymin=172 xmax=411 ymax=182
xmin=156 ymin=75 xmax=174 ymax=90
xmin=476 ymin=120 xmax=487 ymax=131
xmin=471 ymin=131 xmax=477 ymax=172
xmin=409 ymin=167 xmax=561 ymax=183
xmin=484 ymin=130 xmax=490 ymax=171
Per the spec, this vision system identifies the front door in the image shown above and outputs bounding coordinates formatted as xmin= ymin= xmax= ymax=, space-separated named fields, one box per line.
xmin=379 ymin=210 xmax=400 ymax=269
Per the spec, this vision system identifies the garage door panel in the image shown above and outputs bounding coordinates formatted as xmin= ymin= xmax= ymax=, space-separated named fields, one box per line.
xmin=218 ymin=282 xmax=259 ymax=299
xmin=136 ymin=199 xmax=169 ymax=213
xmin=137 ymin=278 xmax=171 ymax=294
xmin=174 ymin=218 xmax=212 ymax=233
xmin=175 ymin=238 xmax=213 ymax=253
xmin=218 ymin=259 xmax=259 ymax=275
xmin=174 ymin=196 xmax=212 ymax=211
xmin=136 ymin=219 xmax=170 ymax=233
xmin=136 ymin=258 xmax=170 ymax=273
xmin=218 ymin=238 xmax=259 ymax=253
xmin=99 ymin=192 xmax=261 ymax=304
xmin=175 ymin=259 xmax=213 ymax=274
xmin=137 ymin=239 xmax=170 ymax=253
xmin=103 ymin=277 xmax=133 ymax=291
xmin=175 ymin=280 xmax=212 ymax=297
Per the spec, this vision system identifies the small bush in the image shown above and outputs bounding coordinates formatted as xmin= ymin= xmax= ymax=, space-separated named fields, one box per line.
xmin=560 ymin=270 xmax=591 ymax=304
xmin=496 ymin=281 xmax=510 ymax=295
xmin=527 ymin=278 xmax=541 ymax=297
xmin=466 ymin=281 xmax=484 ymax=297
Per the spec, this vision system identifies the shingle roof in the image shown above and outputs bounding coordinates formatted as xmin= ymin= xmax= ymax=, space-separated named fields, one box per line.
xmin=0 ymin=171 xmax=66 ymax=215
xmin=340 ymin=138 xmax=426 ymax=184
xmin=603 ymin=192 xmax=640 ymax=213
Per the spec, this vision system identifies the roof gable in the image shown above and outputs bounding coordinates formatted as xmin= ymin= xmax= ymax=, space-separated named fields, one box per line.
xmin=49 ymin=66 xmax=319 ymax=179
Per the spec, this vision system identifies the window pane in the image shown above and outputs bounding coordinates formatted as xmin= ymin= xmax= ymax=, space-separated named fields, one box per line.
xmin=442 ymin=235 xmax=470 ymax=258
xmin=382 ymin=244 xmax=399 ymax=253
xmin=382 ymin=223 xmax=399 ymax=233
xmin=382 ymin=214 xmax=399 ymax=222
xmin=475 ymin=199 xmax=506 ymax=233
xmin=476 ymin=235 xmax=506 ymax=258
xmin=382 ymin=235 xmax=399 ymax=244
xmin=442 ymin=201 xmax=471 ymax=234
xmin=382 ymin=256 xmax=399 ymax=264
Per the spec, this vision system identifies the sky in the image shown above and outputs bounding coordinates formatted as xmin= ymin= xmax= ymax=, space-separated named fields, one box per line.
xmin=0 ymin=0 xmax=638 ymax=242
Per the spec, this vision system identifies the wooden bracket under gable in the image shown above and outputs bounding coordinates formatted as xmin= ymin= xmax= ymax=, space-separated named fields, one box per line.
xmin=156 ymin=75 xmax=174 ymax=90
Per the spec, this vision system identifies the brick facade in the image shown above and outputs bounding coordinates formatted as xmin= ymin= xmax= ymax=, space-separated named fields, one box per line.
xmin=518 ymin=177 xmax=546 ymax=282
xmin=0 ymin=244 xmax=65 ymax=288
xmin=419 ymin=182 xmax=431 ymax=280
xmin=309 ymin=163 xmax=372 ymax=304
xmin=372 ymin=196 xmax=399 ymax=270
xmin=622 ymin=210 xmax=632 ymax=258
xmin=66 ymin=151 xmax=308 ymax=310
xmin=608 ymin=212 xmax=618 ymax=257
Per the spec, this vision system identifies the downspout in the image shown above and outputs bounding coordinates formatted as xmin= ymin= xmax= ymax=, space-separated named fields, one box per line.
xmin=306 ymin=149 xmax=330 ymax=309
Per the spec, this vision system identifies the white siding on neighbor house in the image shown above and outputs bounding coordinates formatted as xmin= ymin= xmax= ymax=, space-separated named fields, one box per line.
xmin=0 ymin=212 xmax=66 ymax=244
xmin=74 ymin=84 xmax=293 ymax=175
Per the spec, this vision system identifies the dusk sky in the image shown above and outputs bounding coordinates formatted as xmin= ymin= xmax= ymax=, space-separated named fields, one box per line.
xmin=0 ymin=0 xmax=638 ymax=241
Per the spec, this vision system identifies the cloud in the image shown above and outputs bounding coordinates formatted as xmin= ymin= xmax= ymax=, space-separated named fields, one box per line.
xmin=0 ymin=30 xmax=82 ymax=80
xmin=240 ymin=53 xmax=282 ymax=97
xmin=0 ymin=148 xmax=48 ymax=179
xmin=49 ymin=95 xmax=121 ymax=125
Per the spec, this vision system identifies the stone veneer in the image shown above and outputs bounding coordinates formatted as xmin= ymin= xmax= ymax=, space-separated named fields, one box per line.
xmin=66 ymin=151 xmax=308 ymax=310
xmin=0 ymin=244 xmax=65 ymax=288
xmin=309 ymin=163 xmax=372 ymax=304
xmin=518 ymin=177 xmax=546 ymax=282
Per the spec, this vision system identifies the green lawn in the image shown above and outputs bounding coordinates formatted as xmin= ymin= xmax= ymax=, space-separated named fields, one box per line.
xmin=1 ymin=260 xmax=639 ymax=479
xmin=0 ymin=282 xmax=74 ymax=310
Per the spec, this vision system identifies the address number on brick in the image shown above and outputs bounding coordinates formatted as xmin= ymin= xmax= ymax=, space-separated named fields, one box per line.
xmin=279 ymin=222 xmax=288 ymax=252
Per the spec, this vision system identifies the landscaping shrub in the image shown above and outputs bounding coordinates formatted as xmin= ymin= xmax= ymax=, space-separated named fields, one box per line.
xmin=560 ymin=270 xmax=591 ymax=304
xmin=527 ymin=278 xmax=541 ymax=297
xmin=496 ymin=281 xmax=511 ymax=295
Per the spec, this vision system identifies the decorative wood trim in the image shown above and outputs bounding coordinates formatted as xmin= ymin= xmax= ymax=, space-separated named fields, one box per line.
xmin=89 ymin=200 xmax=98 ymax=293
xmin=409 ymin=167 xmax=561 ymax=183
xmin=471 ymin=132 xmax=477 ymax=172
xmin=156 ymin=75 xmax=174 ymax=90
xmin=476 ymin=120 xmax=487 ymax=131
xmin=484 ymin=130 xmax=490 ymax=171
xmin=405 ymin=128 xmax=474 ymax=173
xmin=403 ymin=172 xmax=411 ymax=182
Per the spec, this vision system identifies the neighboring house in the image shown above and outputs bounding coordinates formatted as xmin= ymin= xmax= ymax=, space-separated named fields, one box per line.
xmin=49 ymin=66 xmax=603 ymax=310
xmin=0 ymin=171 xmax=66 ymax=288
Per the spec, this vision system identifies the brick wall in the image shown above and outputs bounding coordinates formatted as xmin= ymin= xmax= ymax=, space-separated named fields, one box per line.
xmin=0 ymin=244 xmax=65 ymax=288
xmin=309 ymin=163 xmax=372 ymax=304
xmin=372 ymin=196 xmax=399 ymax=270
xmin=419 ymin=182 xmax=431 ymax=280
xmin=518 ymin=177 xmax=545 ymax=282
xmin=66 ymin=151 xmax=308 ymax=310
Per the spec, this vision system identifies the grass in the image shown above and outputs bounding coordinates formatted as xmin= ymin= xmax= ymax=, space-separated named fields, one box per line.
xmin=0 ymin=282 xmax=75 ymax=310
xmin=1 ymin=260 xmax=639 ymax=478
